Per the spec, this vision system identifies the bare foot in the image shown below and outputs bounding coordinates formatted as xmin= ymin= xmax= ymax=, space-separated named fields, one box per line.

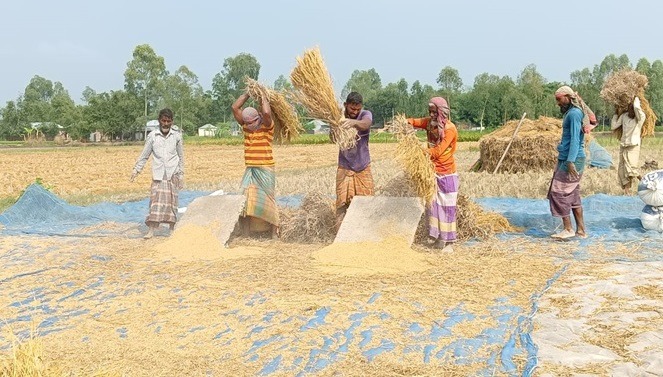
xmin=143 ymin=229 xmax=154 ymax=239
xmin=576 ymin=231 xmax=588 ymax=239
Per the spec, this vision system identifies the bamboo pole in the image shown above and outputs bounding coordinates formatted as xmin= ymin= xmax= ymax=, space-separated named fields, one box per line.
xmin=493 ymin=112 xmax=527 ymax=174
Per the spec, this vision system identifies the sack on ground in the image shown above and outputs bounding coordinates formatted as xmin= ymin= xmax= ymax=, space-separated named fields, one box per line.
xmin=640 ymin=205 xmax=663 ymax=232
xmin=638 ymin=169 xmax=663 ymax=207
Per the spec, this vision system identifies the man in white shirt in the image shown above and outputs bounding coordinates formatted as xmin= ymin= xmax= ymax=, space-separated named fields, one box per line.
xmin=611 ymin=97 xmax=646 ymax=195
xmin=131 ymin=108 xmax=185 ymax=238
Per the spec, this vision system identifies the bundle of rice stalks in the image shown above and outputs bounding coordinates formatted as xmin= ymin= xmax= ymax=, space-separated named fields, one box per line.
xmin=290 ymin=47 xmax=357 ymax=150
xmin=601 ymin=69 xmax=657 ymax=138
xmin=456 ymin=194 xmax=517 ymax=241
xmin=245 ymin=78 xmax=303 ymax=143
xmin=279 ymin=192 xmax=336 ymax=243
xmin=387 ymin=115 xmax=437 ymax=204
xmin=477 ymin=116 xmax=562 ymax=173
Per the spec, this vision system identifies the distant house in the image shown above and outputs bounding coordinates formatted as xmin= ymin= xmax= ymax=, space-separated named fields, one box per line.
xmin=135 ymin=120 xmax=179 ymax=141
xmin=307 ymin=119 xmax=330 ymax=134
xmin=198 ymin=124 xmax=218 ymax=137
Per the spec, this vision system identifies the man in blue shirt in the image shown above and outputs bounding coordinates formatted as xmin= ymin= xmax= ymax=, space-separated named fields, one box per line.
xmin=548 ymin=86 xmax=587 ymax=239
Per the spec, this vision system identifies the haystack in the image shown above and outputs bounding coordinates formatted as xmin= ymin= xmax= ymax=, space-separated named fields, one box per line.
xmin=245 ymin=78 xmax=303 ymax=143
xmin=279 ymin=192 xmax=336 ymax=243
xmin=290 ymin=47 xmax=358 ymax=150
xmin=600 ymin=69 xmax=657 ymax=138
xmin=475 ymin=117 xmax=562 ymax=173
xmin=387 ymin=115 xmax=437 ymax=204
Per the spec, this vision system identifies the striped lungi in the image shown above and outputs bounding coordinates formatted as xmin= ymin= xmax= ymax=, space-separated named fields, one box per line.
xmin=429 ymin=173 xmax=459 ymax=242
xmin=145 ymin=174 xmax=180 ymax=226
xmin=547 ymin=159 xmax=584 ymax=217
xmin=336 ymin=165 xmax=375 ymax=209
xmin=241 ymin=166 xmax=279 ymax=226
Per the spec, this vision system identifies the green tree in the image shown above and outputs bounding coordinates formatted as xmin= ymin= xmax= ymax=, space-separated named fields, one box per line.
xmin=437 ymin=66 xmax=463 ymax=105
xmin=0 ymin=100 xmax=22 ymax=139
xmin=124 ymin=44 xmax=168 ymax=123
xmin=341 ymin=68 xmax=382 ymax=102
xmin=274 ymin=74 xmax=293 ymax=91
xmin=211 ymin=53 xmax=261 ymax=121
xmin=162 ymin=65 xmax=205 ymax=135
xmin=517 ymin=64 xmax=546 ymax=118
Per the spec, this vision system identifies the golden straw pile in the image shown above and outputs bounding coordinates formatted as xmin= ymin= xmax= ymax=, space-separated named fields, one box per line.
xmin=456 ymin=194 xmax=517 ymax=241
xmin=278 ymin=192 xmax=337 ymax=243
xmin=290 ymin=47 xmax=358 ymax=150
xmin=474 ymin=117 xmax=562 ymax=173
xmin=388 ymin=115 xmax=437 ymax=204
xmin=600 ymin=69 xmax=657 ymax=138
xmin=245 ymin=78 xmax=303 ymax=143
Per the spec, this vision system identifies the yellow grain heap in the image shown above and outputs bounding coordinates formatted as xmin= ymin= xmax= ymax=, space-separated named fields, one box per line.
xmin=475 ymin=116 xmax=562 ymax=173
xmin=387 ymin=114 xmax=437 ymax=204
xmin=245 ymin=78 xmax=303 ymax=143
xmin=600 ymin=69 xmax=657 ymax=138
xmin=290 ymin=47 xmax=357 ymax=150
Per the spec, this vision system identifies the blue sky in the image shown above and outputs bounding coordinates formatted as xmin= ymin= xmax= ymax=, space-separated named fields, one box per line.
xmin=2 ymin=0 xmax=661 ymax=104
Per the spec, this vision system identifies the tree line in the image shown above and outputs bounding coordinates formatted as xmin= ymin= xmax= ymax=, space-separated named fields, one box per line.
xmin=0 ymin=44 xmax=661 ymax=141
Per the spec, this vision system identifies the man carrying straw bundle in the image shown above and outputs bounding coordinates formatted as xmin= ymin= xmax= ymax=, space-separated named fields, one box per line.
xmin=548 ymin=86 xmax=587 ymax=239
xmin=611 ymin=96 xmax=646 ymax=195
xmin=232 ymin=93 xmax=279 ymax=239
xmin=130 ymin=108 xmax=184 ymax=239
xmin=406 ymin=97 xmax=458 ymax=251
xmin=335 ymin=92 xmax=374 ymax=227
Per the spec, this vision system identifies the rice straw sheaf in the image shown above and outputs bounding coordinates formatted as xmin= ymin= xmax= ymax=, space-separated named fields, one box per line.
xmin=290 ymin=47 xmax=358 ymax=150
xmin=387 ymin=115 xmax=437 ymax=204
xmin=245 ymin=78 xmax=303 ymax=143
xmin=601 ymin=69 xmax=657 ymax=138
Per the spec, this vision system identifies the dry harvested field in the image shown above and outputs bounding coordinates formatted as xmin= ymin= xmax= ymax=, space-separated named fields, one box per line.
xmin=1 ymin=139 xmax=662 ymax=376
xmin=1 ymin=138 xmax=662 ymax=205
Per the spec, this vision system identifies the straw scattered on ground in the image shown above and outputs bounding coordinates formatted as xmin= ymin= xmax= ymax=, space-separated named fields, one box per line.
xmin=290 ymin=47 xmax=357 ymax=150
xmin=456 ymin=193 xmax=518 ymax=241
xmin=245 ymin=78 xmax=303 ymax=143
xmin=279 ymin=192 xmax=336 ymax=243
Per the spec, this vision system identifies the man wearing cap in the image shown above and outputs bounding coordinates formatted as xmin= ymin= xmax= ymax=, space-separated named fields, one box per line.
xmin=232 ymin=92 xmax=279 ymax=238
xmin=549 ymin=86 xmax=588 ymax=239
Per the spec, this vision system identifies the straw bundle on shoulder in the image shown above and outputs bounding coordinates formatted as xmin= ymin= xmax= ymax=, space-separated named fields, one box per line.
xmin=388 ymin=114 xmax=437 ymax=204
xmin=290 ymin=47 xmax=358 ymax=150
xmin=601 ymin=69 xmax=657 ymax=138
xmin=245 ymin=78 xmax=303 ymax=143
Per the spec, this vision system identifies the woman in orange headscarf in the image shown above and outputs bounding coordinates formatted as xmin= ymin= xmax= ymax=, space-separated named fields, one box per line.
xmin=407 ymin=97 xmax=458 ymax=251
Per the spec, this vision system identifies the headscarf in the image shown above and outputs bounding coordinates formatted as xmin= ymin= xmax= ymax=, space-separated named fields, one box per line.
xmin=555 ymin=85 xmax=597 ymax=129
xmin=241 ymin=107 xmax=262 ymax=131
xmin=428 ymin=97 xmax=450 ymax=143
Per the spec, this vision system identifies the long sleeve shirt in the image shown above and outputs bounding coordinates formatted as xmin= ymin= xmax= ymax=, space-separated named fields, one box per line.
xmin=406 ymin=117 xmax=458 ymax=175
xmin=557 ymin=106 xmax=585 ymax=163
xmin=133 ymin=129 xmax=184 ymax=180
xmin=611 ymin=96 xmax=646 ymax=147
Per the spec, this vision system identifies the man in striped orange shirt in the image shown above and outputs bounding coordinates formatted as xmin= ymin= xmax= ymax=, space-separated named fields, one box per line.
xmin=232 ymin=93 xmax=279 ymax=239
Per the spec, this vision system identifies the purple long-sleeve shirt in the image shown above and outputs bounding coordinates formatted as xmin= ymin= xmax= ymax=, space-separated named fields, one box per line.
xmin=338 ymin=110 xmax=372 ymax=172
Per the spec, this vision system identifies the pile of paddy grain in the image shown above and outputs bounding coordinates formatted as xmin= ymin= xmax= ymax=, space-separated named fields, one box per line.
xmin=245 ymin=78 xmax=303 ymax=143
xmin=474 ymin=116 xmax=562 ymax=173
xmin=290 ymin=47 xmax=357 ymax=150
xmin=600 ymin=69 xmax=657 ymax=138
xmin=279 ymin=192 xmax=337 ymax=243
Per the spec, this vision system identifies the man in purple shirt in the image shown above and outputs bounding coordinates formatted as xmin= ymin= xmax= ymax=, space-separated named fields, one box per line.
xmin=335 ymin=92 xmax=374 ymax=227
